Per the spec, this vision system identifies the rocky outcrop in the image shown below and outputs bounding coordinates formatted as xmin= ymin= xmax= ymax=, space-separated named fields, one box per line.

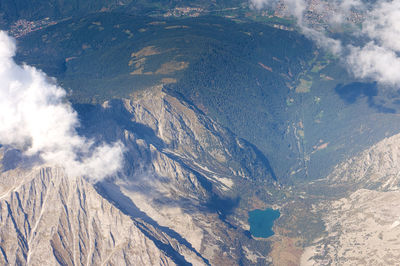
xmin=0 ymin=86 xmax=276 ymax=265
xmin=0 ymin=166 xmax=204 ymax=265
xmin=327 ymin=133 xmax=400 ymax=191
xmin=302 ymin=189 xmax=400 ymax=266
xmin=125 ymin=85 xmax=277 ymax=183
xmin=302 ymin=132 xmax=400 ymax=265
xmin=99 ymin=86 xmax=276 ymax=264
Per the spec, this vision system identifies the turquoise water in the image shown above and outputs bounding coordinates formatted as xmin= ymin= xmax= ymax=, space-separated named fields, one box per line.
xmin=248 ymin=208 xmax=280 ymax=238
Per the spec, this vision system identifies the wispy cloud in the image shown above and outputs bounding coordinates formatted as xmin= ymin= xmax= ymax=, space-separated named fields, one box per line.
xmin=250 ymin=0 xmax=400 ymax=87
xmin=0 ymin=31 xmax=124 ymax=181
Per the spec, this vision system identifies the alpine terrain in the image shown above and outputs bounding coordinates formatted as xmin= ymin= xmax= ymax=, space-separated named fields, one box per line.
xmin=2 ymin=0 xmax=400 ymax=265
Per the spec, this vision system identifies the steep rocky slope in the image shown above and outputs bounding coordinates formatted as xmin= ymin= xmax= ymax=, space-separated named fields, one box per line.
xmin=96 ymin=86 xmax=277 ymax=264
xmin=126 ymin=85 xmax=277 ymax=183
xmin=0 ymin=86 xmax=277 ymax=265
xmin=327 ymin=133 xmax=400 ymax=191
xmin=301 ymin=133 xmax=400 ymax=265
xmin=0 ymin=166 xmax=200 ymax=265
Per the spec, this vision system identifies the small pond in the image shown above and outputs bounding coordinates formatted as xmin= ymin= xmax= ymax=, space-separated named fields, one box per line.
xmin=248 ymin=208 xmax=280 ymax=238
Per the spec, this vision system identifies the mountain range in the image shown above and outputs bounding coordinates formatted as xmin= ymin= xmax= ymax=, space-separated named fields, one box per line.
xmin=2 ymin=0 xmax=400 ymax=265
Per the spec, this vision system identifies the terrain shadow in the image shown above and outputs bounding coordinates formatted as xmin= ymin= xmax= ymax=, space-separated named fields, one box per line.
xmin=73 ymin=100 xmax=165 ymax=149
xmin=74 ymin=98 xmax=275 ymax=236
xmin=95 ymin=181 xmax=210 ymax=266
xmin=1 ymin=148 xmax=42 ymax=172
xmin=334 ymin=82 xmax=397 ymax=114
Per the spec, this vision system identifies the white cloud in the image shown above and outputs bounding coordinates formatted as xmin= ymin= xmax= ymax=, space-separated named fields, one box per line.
xmin=0 ymin=31 xmax=124 ymax=181
xmin=250 ymin=0 xmax=306 ymax=22
xmin=362 ymin=1 xmax=400 ymax=52
xmin=302 ymin=26 xmax=343 ymax=54
xmin=346 ymin=42 xmax=400 ymax=86
xmin=250 ymin=0 xmax=277 ymax=9
xmin=250 ymin=0 xmax=400 ymax=87
xmin=344 ymin=0 xmax=400 ymax=86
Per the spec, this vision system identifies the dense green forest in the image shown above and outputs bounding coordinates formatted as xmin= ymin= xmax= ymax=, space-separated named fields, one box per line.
xmin=14 ymin=13 xmax=400 ymax=182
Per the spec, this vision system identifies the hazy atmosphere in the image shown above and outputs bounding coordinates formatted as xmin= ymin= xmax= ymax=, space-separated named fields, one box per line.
xmin=1 ymin=0 xmax=400 ymax=265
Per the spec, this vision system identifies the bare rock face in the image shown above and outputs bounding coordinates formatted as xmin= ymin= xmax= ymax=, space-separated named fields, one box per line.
xmin=125 ymin=85 xmax=276 ymax=183
xmin=0 ymin=166 xmax=193 ymax=265
xmin=302 ymin=189 xmax=400 ymax=266
xmin=301 ymin=133 xmax=400 ymax=265
xmin=97 ymin=86 xmax=277 ymax=264
xmin=0 ymin=87 xmax=277 ymax=265
xmin=327 ymin=133 xmax=400 ymax=190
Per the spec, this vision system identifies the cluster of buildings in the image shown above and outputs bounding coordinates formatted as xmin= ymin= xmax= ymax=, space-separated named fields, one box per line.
xmin=259 ymin=0 xmax=364 ymax=28
xmin=163 ymin=7 xmax=204 ymax=18
xmin=9 ymin=18 xmax=56 ymax=38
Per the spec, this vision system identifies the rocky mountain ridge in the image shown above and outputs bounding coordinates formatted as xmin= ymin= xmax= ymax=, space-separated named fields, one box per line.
xmin=0 ymin=86 xmax=277 ymax=265
xmin=0 ymin=166 xmax=187 ymax=265
xmin=301 ymin=131 xmax=400 ymax=265
xmin=326 ymin=132 xmax=400 ymax=191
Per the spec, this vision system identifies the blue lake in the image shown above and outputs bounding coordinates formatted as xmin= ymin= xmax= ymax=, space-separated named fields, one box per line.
xmin=248 ymin=208 xmax=280 ymax=238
